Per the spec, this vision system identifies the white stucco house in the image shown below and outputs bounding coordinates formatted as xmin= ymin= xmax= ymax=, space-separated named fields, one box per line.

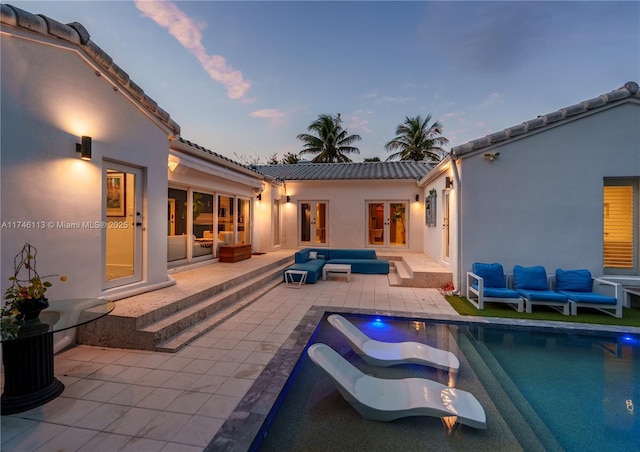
xmin=254 ymin=162 xmax=433 ymax=252
xmin=0 ymin=4 xmax=272 ymax=310
xmin=419 ymin=81 xmax=640 ymax=292
xmin=3 ymin=3 xmax=638 ymax=309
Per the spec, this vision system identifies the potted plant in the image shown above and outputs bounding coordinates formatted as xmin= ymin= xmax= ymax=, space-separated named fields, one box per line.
xmin=440 ymin=282 xmax=455 ymax=296
xmin=1 ymin=243 xmax=66 ymax=321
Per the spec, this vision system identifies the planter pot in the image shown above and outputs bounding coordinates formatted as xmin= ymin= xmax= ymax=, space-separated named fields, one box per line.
xmin=17 ymin=297 xmax=49 ymax=321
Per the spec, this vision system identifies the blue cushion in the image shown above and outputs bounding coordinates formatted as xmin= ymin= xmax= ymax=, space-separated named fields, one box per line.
xmin=513 ymin=265 xmax=549 ymax=290
xmin=294 ymin=249 xmax=310 ymax=264
xmin=328 ymin=249 xmax=377 ymax=260
xmin=483 ymin=287 xmax=520 ymax=299
xmin=555 ymin=269 xmax=592 ymax=292
xmin=472 ymin=263 xmax=507 ymax=288
xmin=557 ymin=291 xmax=617 ymax=305
xmin=516 ymin=289 xmax=568 ymax=302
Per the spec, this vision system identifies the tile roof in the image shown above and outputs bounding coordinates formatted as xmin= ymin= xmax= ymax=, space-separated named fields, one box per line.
xmin=1 ymin=3 xmax=181 ymax=136
xmin=173 ymin=137 xmax=265 ymax=178
xmin=253 ymin=161 xmax=434 ymax=181
xmin=452 ymin=81 xmax=640 ymax=157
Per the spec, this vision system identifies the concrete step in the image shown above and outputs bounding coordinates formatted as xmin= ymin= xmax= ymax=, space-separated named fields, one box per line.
xmin=77 ymin=253 xmax=294 ymax=351
xmin=382 ymin=253 xmax=452 ymax=288
xmin=154 ymin=269 xmax=286 ymax=352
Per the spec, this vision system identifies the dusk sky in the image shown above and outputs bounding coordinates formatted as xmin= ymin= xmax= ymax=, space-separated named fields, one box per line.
xmin=12 ymin=1 xmax=640 ymax=162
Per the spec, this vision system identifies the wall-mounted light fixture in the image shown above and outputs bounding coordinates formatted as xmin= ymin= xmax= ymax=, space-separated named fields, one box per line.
xmin=286 ymin=195 xmax=291 ymax=203
xmin=484 ymin=152 xmax=500 ymax=161
xmin=445 ymin=176 xmax=454 ymax=189
xmin=257 ymin=194 xmax=262 ymax=201
xmin=76 ymin=136 xmax=92 ymax=160
xmin=415 ymin=194 xmax=420 ymax=202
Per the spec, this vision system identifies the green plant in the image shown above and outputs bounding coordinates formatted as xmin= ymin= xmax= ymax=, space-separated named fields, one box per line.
xmin=1 ymin=243 xmax=66 ymax=318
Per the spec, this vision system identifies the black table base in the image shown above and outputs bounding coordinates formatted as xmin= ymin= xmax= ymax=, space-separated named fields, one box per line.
xmin=2 ymin=323 xmax=65 ymax=415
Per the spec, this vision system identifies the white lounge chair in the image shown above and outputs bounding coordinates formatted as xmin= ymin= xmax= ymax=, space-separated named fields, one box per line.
xmin=307 ymin=343 xmax=487 ymax=429
xmin=327 ymin=314 xmax=460 ymax=372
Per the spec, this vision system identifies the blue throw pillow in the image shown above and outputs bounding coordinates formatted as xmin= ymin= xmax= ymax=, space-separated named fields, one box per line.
xmin=555 ymin=269 xmax=592 ymax=292
xmin=472 ymin=263 xmax=506 ymax=288
xmin=513 ymin=265 xmax=548 ymax=290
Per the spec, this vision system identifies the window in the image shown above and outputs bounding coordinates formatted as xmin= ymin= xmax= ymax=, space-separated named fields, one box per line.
xmin=604 ymin=179 xmax=638 ymax=273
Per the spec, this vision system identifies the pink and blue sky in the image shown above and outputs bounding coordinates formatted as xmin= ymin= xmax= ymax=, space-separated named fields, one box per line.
xmin=12 ymin=1 xmax=640 ymax=161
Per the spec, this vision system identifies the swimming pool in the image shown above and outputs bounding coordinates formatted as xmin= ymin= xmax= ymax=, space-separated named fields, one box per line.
xmin=253 ymin=314 xmax=639 ymax=451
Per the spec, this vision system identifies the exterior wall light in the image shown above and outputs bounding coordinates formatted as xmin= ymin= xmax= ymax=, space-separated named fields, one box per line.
xmin=257 ymin=194 xmax=262 ymax=201
xmin=415 ymin=194 xmax=420 ymax=202
xmin=445 ymin=176 xmax=454 ymax=189
xmin=76 ymin=136 xmax=92 ymax=160
xmin=286 ymin=196 xmax=291 ymax=203
xmin=484 ymin=152 xmax=500 ymax=161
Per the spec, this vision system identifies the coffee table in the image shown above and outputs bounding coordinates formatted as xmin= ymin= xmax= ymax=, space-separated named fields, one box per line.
xmin=1 ymin=298 xmax=114 ymax=414
xmin=323 ymin=264 xmax=352 ymax=282
xmin=285 ymin=270 xmax=308 ymax=288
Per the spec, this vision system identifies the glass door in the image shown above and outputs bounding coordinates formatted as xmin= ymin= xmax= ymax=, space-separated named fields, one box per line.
xmin=300 ymin=201 xmax=328 ymax=246
xmin=366 ymin=201 xmax=407 ymax=248
xmin=104 ymin=163 xmax=143 ymax=288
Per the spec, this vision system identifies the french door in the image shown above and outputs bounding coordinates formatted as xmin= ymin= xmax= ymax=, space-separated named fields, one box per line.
xmin=366 ymin=201 xmax=407 ymax=248
xmin=300 ymin=201 xmax=327 ymax=246
xmin=104 ymin=163 xmax=143 ymax=288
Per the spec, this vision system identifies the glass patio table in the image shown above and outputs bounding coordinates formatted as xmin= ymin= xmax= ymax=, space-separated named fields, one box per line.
xmin=1 ymin=298 xmax=114 ymax=415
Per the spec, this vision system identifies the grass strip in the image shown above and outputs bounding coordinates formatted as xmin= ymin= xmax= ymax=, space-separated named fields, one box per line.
xmin=445 ymin=295 xmax=640 ymax=328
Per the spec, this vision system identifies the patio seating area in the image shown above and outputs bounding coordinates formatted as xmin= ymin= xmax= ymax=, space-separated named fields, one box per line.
xmin=468 ymin=263 xmax=624 ymax=318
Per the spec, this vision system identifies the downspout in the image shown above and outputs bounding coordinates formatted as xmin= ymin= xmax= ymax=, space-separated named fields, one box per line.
xmin=450 ymin=150 xmax=463 ymax=295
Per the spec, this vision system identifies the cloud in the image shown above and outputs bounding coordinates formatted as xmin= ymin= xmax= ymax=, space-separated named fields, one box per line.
xmin=134 ymin=0 xmax=250 ymax=100
xmin=348 ymin=116 xmax=371 ymax=134
xmin=250 ymin=109 xmax=285 ymax=119
xmin=380 ymin=96 xmax=414 ymax=103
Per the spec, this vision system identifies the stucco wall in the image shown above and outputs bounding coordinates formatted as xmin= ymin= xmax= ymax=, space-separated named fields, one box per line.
xmin=459 ymin=102 xmax=640 ymax=285
xmin=281 ymin=179 xmax=423 ymax=251
xmin=1 ymin=29 xmax=171 ymax=299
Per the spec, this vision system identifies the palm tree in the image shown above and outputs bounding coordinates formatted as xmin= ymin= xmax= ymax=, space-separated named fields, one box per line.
xmin=384 ymin=115 xmax=449 ymax=162
xmin=297 ymin=114 xmax=361 ymax=163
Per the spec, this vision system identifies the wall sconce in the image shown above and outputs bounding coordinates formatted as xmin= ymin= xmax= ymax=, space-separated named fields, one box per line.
xmin=76 ymin=136 xmax=92 ymax=160
xmin=484 ymin=152 xmax=500 ymax=161
xmin=415 ymin=194 xmax=420 ymax=202
xmin=168 ymin=160 xmax=178 ymax=171
xmin=257 ymin=194 xmax=262 ymax=201
xmin=445 ymin=176 xmax=454 ymax=189
xmin=286 ymin=195 xmax=291 ymax=203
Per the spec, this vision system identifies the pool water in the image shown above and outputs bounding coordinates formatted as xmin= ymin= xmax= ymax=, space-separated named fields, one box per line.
xmin=254 ymin=314 xmax=639 ymax=451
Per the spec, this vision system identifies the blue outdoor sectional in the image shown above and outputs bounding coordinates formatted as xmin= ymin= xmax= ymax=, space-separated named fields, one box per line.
xmin=284 ymin=248 xmax=390 ymax=284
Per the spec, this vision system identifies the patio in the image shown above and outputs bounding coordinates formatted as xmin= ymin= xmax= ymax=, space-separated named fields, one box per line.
xmin=0 ymin=257 xmax=457 ymax=451
xmin=2 ymin=257 xmax=638 ymax=451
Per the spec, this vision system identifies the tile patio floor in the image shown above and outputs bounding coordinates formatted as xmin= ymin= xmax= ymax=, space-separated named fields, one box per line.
xmin=1 ymin=273 xmax=458 ymax=451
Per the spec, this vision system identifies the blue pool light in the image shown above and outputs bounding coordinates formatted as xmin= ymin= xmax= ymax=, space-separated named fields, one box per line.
xmin=621 ymin=335 xmax=639 ymax=344
xmin=368 ymin=317 xmax=388 ymax=329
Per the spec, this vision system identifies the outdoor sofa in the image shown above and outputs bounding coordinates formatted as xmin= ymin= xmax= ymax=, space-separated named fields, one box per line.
xmin=284 ymin=248 xmax=390 ymax=284
xmin=468 ymin=262 xmax=623 ymax=317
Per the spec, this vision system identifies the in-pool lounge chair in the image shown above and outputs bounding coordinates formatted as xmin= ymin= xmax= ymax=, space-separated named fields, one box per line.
xmin=466 ymin=262 xmax=524 ymax=312
xmin=513 ymin=265 xmax=570 ymax=315
xmin=328 ymin=314 xmax=460 ymax=372
xmin=307 ymin=343 xmax=487 ymax=429
xmin=554 ymin=268 xmax=623 ymax=318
